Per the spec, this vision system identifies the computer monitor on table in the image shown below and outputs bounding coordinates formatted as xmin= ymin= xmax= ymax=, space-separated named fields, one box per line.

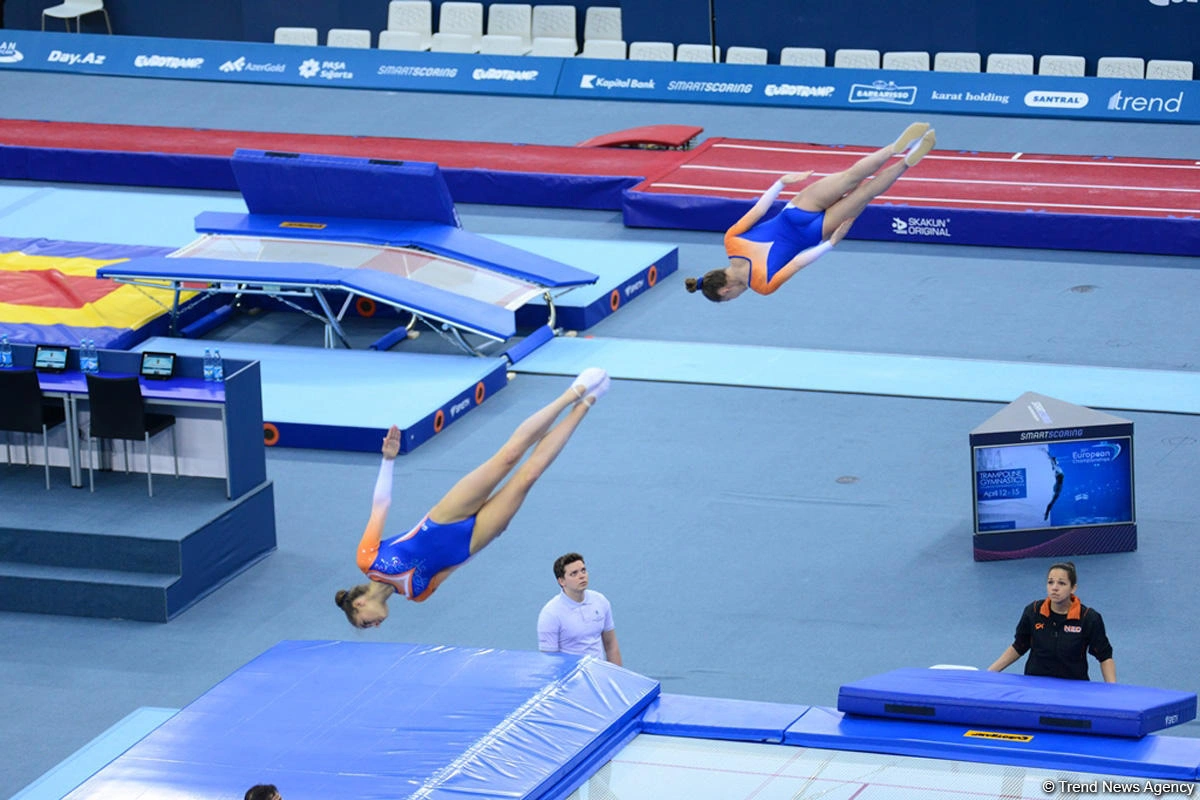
xmin=140 ymin=351 xmax=177 ymax=380
xmin=33 ymin=345 xmax=69 ymax=373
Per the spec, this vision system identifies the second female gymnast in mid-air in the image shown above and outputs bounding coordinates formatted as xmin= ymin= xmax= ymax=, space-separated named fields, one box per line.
xmin=334 ymin=368 xmax=610 ymax=629
xmin=685 ymin=122 xmax=937 ymax=302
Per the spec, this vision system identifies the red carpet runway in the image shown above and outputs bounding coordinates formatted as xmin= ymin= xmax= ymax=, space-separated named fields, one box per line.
xmin=3 ymin=119 xmax=1197 ymax=255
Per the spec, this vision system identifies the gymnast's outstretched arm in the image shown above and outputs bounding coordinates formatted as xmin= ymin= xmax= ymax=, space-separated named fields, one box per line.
xmin=356 ymin=426 xmax=401 ymax=572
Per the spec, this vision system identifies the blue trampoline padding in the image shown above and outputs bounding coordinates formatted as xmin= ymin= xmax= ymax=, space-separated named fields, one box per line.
xmin=195 ymin=211 xmax=598 ymax=289
xmin=640 ymin=693 xmax=810 ymax=743
xmin=785 ymin=705 xmax=1200 ymax=781
xmin=232 ymin=149 xmax=461 ymax=228
xmin=99 ymin=255 xmax=518 ymax=340
xmin=837 ymin=668 xmax=1198 ymax=738
xmin=622 ymin=190 xmax=1200 ymax=259
xmin=65 ymin=641 xmax=659 ymax=800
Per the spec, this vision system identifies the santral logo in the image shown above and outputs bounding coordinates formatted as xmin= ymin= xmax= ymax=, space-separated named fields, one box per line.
xmin=1024 ymin=90 xmax=1089 ymax=109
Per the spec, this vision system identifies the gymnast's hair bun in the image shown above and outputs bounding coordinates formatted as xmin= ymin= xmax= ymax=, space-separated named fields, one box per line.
xmin=335 ymin=590 xmax=348 ymax=607
xmin=684 ymin=277 xmax=699 ymax=293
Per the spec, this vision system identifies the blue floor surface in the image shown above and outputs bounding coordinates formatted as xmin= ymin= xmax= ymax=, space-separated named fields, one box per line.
xmin=514 ymin=336 xmax=1200 ymax=415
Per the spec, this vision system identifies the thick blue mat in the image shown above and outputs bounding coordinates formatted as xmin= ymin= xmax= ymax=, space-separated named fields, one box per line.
xmin=65 ymin=641 xmax=659 ymax=800
xmin=136 ymin=337 xmax=509 ymax=453
xmin=838 ymin=668 xmax=1197 ymax=738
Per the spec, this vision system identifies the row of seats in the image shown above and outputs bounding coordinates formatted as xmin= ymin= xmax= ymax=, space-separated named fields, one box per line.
xmin=274 ymin=17 xmax=1194 ymax=79
xmin=816 ymin=49 xmax=1193 ymax=80
xmin=275 ymin=1 xmax=622 ymax=56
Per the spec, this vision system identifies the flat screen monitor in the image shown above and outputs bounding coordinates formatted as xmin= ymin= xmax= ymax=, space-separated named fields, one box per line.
xmin=973 ymin=436 xmax=1134 ymax=534
xmin=140 ymin=351 xmax=176 ymax=380
xmin=33 ymin=344 xmax=69 ymax=372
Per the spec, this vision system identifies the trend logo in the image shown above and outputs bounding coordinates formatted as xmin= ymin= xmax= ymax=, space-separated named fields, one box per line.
xmin=1108 ymin=89 xmax=1183 ymax=113
xmin=0 ymin=42 xmax=23 ymax=64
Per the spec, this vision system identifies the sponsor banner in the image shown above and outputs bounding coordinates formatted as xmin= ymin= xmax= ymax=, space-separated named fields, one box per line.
xmin=2 ymin=32 xmax=1198 ymax=123
xmin=558 ymin=60 xmax=1200 ymax=123
xmin=0 ymin=31 xmax=560 ymax=96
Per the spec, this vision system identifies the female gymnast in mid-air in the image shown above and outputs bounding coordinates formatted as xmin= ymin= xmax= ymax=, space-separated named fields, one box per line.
xmin=684 ymin=122 xmax=937 ymax=302
xmin=334 ymin=368 xmax=610 ymax=629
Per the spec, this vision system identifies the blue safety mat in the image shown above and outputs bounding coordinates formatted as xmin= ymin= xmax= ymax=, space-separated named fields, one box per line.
xmin=784 ymin=705 xmax=1200 ymax=781
xmin=233 ymin=149 xmax=461 ymax=228
xmin=136 ymin=337 xmax=509 ymax=453
xmin=499 ymin=235 xmax=679 ymax=330
xmin=64 ymin=641 xmax=659 ymax=800
xmin=510 ymin=336 xmax=1200 ymax=415
xmin=640 ymin=694 xmax=809 ymax=743
xmin=838 ymin=668 xmax=1197 ymax=738
xmin=208 ymin=149 xmax=597 ymax=288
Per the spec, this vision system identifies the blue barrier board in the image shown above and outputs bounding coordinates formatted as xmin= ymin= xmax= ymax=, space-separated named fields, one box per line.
xmin=1 ymin=32 xmax=1196 ymax=123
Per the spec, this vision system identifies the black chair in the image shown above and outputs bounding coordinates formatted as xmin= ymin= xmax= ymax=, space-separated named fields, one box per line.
xmin=84 ymin=374 xmax=178 ymax=497
xmin=0 ymin=369 xmax=68 ymax=490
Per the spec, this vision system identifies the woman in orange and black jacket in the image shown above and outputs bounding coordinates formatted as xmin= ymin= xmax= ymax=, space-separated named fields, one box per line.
xmin=988 ymin=561 xmax=1116 ymax=682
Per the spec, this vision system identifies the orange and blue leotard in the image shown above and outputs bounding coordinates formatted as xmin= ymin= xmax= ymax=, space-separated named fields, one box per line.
xmin=356 ymin=514 xmax=475 ymax=602
xmin=725 ymin=206 xmax=827 ymax=295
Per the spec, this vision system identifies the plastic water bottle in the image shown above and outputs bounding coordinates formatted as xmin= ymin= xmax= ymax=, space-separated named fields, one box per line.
xmin=83 ymin=339 xmax=98 ymax=373
xmin=0 ymin=334 xmax=11 ymax=368
xmin=212 ymin=349 xmax=224 ymax=382
xmin=203 ymin=348 xmax=214 ymax=381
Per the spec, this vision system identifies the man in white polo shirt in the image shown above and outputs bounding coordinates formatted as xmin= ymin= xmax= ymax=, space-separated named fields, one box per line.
xmin=537 ymin=552 xmax=622 ymax=665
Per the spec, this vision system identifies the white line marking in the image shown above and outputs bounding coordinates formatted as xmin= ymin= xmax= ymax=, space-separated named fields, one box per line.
xmin=648 ymin=183 xmax=1200 ymax=214
xmin=1011 ymin=153 xmax=1023 ymax=160
xmin=671 ymin=165 xmax=1200 ymax=196
xmin=709 ymin=142 xmax=1200 ymax=171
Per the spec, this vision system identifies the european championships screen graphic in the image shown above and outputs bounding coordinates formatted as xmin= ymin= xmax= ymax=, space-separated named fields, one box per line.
xmin=974 ymin=437 xmax=1134 ymax=533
